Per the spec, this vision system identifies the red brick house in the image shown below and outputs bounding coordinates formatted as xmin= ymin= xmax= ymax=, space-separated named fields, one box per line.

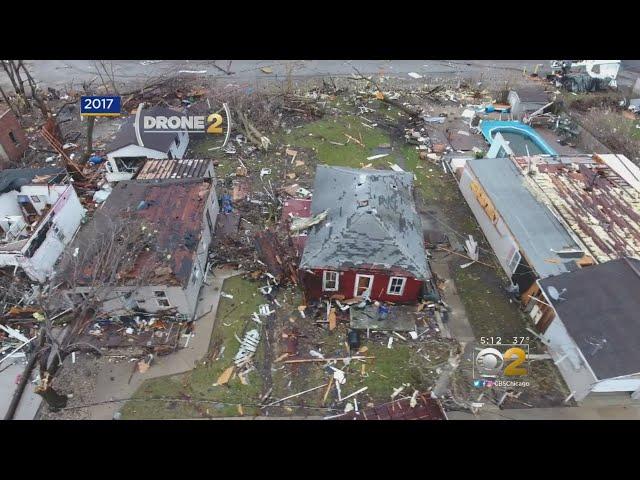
xmin=0 ymin=109 xmax=28 ymax=167
xmin=299 ymin=166 xmax=431 ymax=303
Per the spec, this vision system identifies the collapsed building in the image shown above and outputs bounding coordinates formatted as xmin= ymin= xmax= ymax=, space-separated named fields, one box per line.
xmin=0 ymin=167 xmax=85 ymax=282
xmin=60 ymin=175 xmax=218 ymax=319
xmin=299 ymin=165 xmax=432 ymax=303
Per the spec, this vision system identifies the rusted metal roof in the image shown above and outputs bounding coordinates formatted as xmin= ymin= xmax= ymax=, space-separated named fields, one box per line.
xmin=134 ymin=159 xmax=213 ymax=180
xmin=65 ymin=178 xmax=213 ymax=287
xmin=281 ymin=198 xmax=312 ymax=221
xmin=512 ymin=155 xmax=640 ymax=262
xmin=330 ymin=394 xmax=447 ymax=420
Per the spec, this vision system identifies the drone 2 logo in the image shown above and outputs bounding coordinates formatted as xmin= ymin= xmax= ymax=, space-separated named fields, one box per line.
xmin=133 ymin=102 xmax=231 ymax=150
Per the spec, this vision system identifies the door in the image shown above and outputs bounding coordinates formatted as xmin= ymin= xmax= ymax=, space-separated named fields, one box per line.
xmin=354 ymin=274 xmax=374 ymax=298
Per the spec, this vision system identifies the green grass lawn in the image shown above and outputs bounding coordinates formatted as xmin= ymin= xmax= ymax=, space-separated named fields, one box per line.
xmin=280 ymin=115 xmax=391 ymax=168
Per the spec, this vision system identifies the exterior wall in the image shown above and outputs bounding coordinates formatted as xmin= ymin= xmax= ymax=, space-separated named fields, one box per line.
xmin=541 ymin=315 xmax=597 ymax=401
xmin=69 ymin=284 xmax=194 ymax=317
xmin=459 ymin=167 xmax=520 ymax=276
xmin=301 ymin=267 xmax=423 ymax=303
xmin=106 ymin=144 xmax=169 ymax=162
xmin=591 ymin=377 xmax=640 ymax=393
xmin=0 ymin=185 xmax=85 ymax=282
xmin=0 ymin=110 xmax=28 ymax=166
xmin=0 ymin=191 xmax=21 ymax=217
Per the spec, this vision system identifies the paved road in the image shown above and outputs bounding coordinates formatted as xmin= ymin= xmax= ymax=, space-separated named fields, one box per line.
xmin=0 ymin=60 xmax=574 ymax=90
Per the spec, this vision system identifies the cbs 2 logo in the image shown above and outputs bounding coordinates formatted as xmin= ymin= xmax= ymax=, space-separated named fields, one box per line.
xmin=476 ymin=347 xmax=527 ymax=376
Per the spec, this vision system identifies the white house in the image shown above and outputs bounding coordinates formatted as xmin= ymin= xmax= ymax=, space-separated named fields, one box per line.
xmin=0 ymin=168 xmax=85 ymax=282
xmin=104 ymin=106 xmax=189 ymax=183
xmin=535 ymin=258 xmax=640 ymax=402
xmin=61 ymin=175 xmax=218 ymax=320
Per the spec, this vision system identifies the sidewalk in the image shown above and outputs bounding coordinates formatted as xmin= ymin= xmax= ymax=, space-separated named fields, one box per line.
xmin=88 ymin=268 xmax=243 ymax=420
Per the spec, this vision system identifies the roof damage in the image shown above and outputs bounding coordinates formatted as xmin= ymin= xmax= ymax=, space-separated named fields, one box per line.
xmin=63 ymin=178 xmax=212 ymax=287
xmin=511 ymin=155 xmax=640 ymax=262
xmin=300 ymin=165 xmax=430 ymax=280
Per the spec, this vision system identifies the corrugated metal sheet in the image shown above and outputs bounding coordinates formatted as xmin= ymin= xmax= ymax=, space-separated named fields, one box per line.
xmin=135 ymin=159 xmax=212 ymax=180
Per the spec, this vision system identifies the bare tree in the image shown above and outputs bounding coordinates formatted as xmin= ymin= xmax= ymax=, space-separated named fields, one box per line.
xmin=32 ymin=216 xmax=157 ymax=409
xmin=93 ymin=60 xmax=120 ymax=95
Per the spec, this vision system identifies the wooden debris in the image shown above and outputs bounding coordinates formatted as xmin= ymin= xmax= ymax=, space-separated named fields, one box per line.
xmin=216 ymin=366 xmax=235 ymax=386
xmin=265 ymin=383 xmax=329 ymax=406
xmin=328 ymin=307 xmax=337 ymax=331
xmin=322 ymin=376 xmax=335 ymax=406
xmin=283 ymin=355 xmax=375 ymax=364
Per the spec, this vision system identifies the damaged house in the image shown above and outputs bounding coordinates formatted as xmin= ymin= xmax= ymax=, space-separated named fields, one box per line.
xmin=299 ymin=165 xmax=431 ymax=303
xmin=103 ymin=106 xmax=189 ymax=182
xmin=533 ymin=257 xmax=640 ymax=402
xmin=452 ymin=153 xmax=640 ymax=300
xmin=0 ymin=167 xmax=85 ymax=282
xmin=453 ymin=157 xmax=588 ymax=299
xmin=60 ymin=176 xmax=218 ymax=319
xmin=0 ymin=109 xmax=28 ymax=167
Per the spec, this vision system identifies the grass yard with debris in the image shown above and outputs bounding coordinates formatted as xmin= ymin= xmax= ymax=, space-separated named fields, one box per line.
xmin=123 ymin=92 xmax=570 ymax=418
xmin=121 ymin=276 xmax=266 ymax=419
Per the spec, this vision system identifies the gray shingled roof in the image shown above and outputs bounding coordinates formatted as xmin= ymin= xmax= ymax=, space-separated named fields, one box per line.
xmin=540 ymin=257 xmax=640 ymax=379
xmin=0 ymin=167 xmax=66 ymax=194
xmin=104 ymin=105 xmax=185 ymax=154
xmin=467 ymin=158 xmax=583 ymax=277
xmin=512 ymin=87 xmax=549 ymax=103
xmin=300 ymin=165 xmax=430 ymax=279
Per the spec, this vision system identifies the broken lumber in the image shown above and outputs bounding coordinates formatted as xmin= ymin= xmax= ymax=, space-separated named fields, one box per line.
xmin=265 ymin=383 xmax=329 ymax=407
xmin=436 ymin=246 xmax=495 ymax=269
xmin=283 ymin=355 xmax=375 ymax=364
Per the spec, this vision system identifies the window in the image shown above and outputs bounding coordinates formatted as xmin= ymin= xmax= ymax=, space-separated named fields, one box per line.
xmin=387 ymin=277 xmax=407 ymax=296
xmin=52 ymin=224 xmax=65 ymax=242
xmin=206 ymin=210 xmax=214 ymax=233
xmin=322 ymin=271 xmax=339 ymax=291
xmin=154 ymin=290 xmax=171 ymax=307
xmin=507 ymin=250 xmax=521 ymax=274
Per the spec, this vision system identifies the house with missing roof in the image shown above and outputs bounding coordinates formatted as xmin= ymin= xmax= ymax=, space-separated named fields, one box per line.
xmin=59 ymin=177 xmax=218 ymax=319
xmin=299 ymin=166 xmax=431 ymax=303
xmin=0 ymin=168 xmax=85 ymax=282
xmin=103 ymin=106 xmax=189 ymax=182
xmin=534 ymin=258 xmax=640 ymax=401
